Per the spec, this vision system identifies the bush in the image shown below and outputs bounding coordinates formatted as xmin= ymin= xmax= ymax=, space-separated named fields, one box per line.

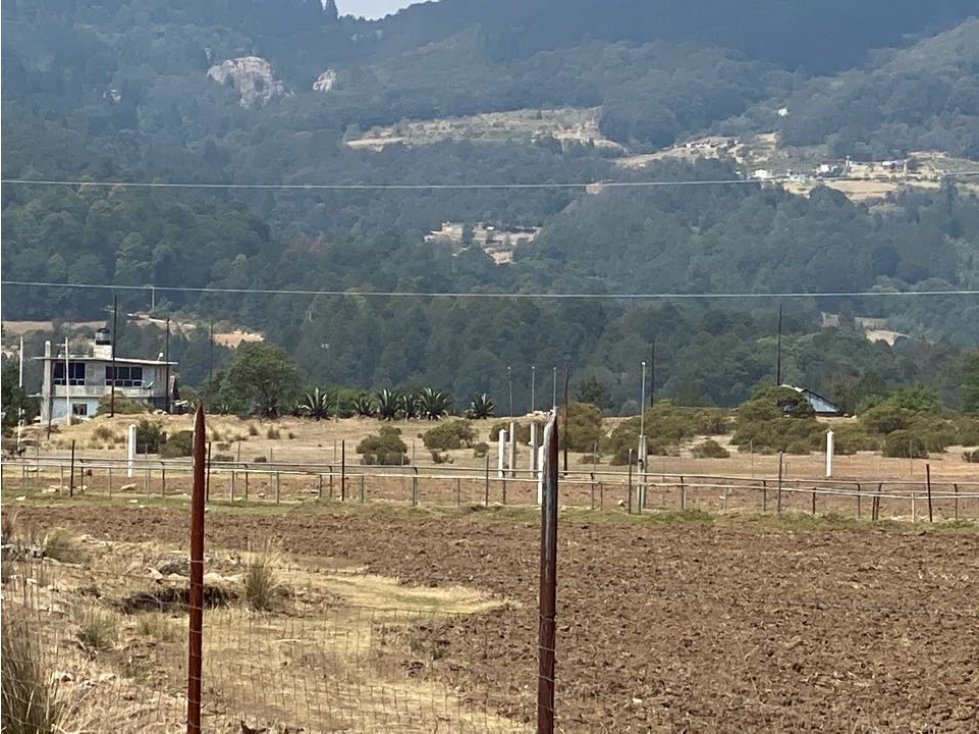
xmin=159 ymin=430 xmax=193 ymax=458
xmin=96 ymin=395 xmax=146 ymax=415
xmin=266 ymin=426 xmax=281 ymax=440
xmin=860 ymin=404 xmax=912 ymax=434
xmin=562 ymin=402 xmax=605 ymax=452
xmin=831 ymin=424 xmax=881 ymax=454
xmin=357 ymin=426 xmax=409 ymax=465
xmin=691 ymin=439 xmax=730 ymax=458
xmin=92 ymin=425 xmax=116 ymax=442
xmin=212 ymin=453 xmax=234 ymax=463
xmin=423 ymin=420 xmax=476 ymax=450
xmin=42 ymin=529 xmax=83 ymax=563
xmin=963 ymin=449 xmax=979 ymax=463
xmin=2 ymin=612 xmax=63 ymax=734
xmin=490 ymin=421 xmax=533 ymax=443
xmin=883 ymin=430 xmax=928 ymax=458
xmin=135 ymin=420 xmax=165 ymax=453
xmin=472 ymin=442 xmax=489 ymax=458
xmin=693 ymin=408 xmax=731 ymax=435
xmin=430 ymin=450 xmax=451 ymax=464
xmin=248 ymin=424 xmax=259 ymax=436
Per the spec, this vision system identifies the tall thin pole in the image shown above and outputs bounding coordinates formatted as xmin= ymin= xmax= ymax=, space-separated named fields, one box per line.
xmin=18 ymin=336 xmax=24 ymax=388
xmin=64 ymin=336 xmax=70 ymax=425
xmin=507 ymin=365 xmax=513 ymax=418
xmin=187 ymin=404 xmax=206 ymax=734
xmin=208 ymin=322 xmax=215 ymax=387
xmin=776 ymin=304 xmax=783 ymax=386
xmin=650 ymin=339 xmax=655 ymax=406
xmin=531 ymin=366 xmax=536 ymax=413
xmin=164 ymin=316 xmax=171 ymax=414
xmin=640 ymin=362 xmax=647 ymax=436
xmin=537 ymin=410 xmax=559 ymax=734
xmin=110 ymin=295 xmax=118 ymax=417
xmin=551 ymin=367 xmax=557 ymax=408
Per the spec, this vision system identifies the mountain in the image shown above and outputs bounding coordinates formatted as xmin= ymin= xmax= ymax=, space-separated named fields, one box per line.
xmin=2 ymin=0 xmax=978 ymax=408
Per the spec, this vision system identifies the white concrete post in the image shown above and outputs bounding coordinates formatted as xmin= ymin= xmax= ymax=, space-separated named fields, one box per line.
xmin=127 ymin=424 xmax=137 ymax=478
xmin=529 ymin=422 xmax=539 ymax=474
xmin=825 ymin=430 xmax=834 ymax=478
xmin=497 ymin=429 xmax=507 ymax=479
xmin=508 ymin=421 xmax=517 ymax=478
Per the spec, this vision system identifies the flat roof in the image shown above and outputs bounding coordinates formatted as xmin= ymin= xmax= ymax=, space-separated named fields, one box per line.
xmin=33 ymin=356 xmax=176 ymax=366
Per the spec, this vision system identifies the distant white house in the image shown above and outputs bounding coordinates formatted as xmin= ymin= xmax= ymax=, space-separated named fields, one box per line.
xmin=36 ymin=328 xmax=176 ymax=425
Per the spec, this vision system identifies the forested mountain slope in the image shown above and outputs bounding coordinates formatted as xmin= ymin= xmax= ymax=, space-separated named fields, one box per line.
xmin=2 ymin=0 xmax=977 ymax=408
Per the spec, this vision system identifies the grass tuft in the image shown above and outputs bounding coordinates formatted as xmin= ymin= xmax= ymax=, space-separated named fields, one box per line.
xmin=1 ymin=612 xmax=63 ymax=734
xmin=73 ymin=603 xmax=119 ymax=651
xmin=42 ymin=529 xmax=84 ymax=563
xmin=243 ymin=539 xmax=283 ymax=611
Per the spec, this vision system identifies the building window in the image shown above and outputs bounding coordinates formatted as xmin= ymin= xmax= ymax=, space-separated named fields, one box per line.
xmin=105 ymin=366 xmax=144 ymax=387
xmin=72 ymin=403 xmax=88 ymax=417
xmin=53 ymin=362 xmax=86 ymax=386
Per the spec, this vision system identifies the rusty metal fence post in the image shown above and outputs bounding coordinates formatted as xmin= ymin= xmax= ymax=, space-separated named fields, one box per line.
xmin=187 ymin=404 xmax=206 ymax=733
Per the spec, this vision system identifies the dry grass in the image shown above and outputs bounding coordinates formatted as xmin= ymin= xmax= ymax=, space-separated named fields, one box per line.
xmin=43 ymin=528 xmax=84 ymax=563
xmin=1 ymin=611 xmax=63 ymax=734
xmin=73 ymin=602 xmax=120 ymax=651
xmin=243 ymin=539 xmax=284 ymax=611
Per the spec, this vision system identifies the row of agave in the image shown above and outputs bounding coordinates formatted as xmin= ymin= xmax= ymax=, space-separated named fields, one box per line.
xmin=296 ymin=388 xmax=497 ymax=421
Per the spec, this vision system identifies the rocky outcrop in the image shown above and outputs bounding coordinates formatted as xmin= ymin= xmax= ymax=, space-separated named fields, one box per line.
xmin=313 ymin=69 xmax=337 ymax=93
xmin=206 ymin=56 xmax=285 ymax=107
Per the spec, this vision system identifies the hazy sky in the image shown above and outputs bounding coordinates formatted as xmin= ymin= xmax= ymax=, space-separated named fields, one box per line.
xmin=335 ymin=0 xmax=430 ymax=20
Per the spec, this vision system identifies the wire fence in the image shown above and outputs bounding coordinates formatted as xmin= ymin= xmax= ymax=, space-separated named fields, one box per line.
xmin=4 ymin=454 xmax=979 ymax=521
xmin=0 ymin=549 xmax=531 ymax=734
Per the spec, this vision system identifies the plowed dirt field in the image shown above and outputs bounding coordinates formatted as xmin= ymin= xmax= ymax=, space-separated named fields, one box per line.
xmin=18 ymin=504 xmax=979 ymax=732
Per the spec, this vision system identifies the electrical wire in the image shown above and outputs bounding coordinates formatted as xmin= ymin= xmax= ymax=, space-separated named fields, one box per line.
xmin=2 ymin=172 xmax=978 ymax=191
xmin=2 ymin=280 xmax=977 ymax=300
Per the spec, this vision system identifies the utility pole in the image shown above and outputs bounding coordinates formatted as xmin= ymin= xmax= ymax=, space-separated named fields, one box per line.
xmin=776 ymin=304 xmax=783 ymax=386
xmin=562 ymin=368 xmax=569 ymax=473
xmin=649 ymin=338 xmax=656 ymax=406
xmin=18 ymin=336 xmax=24 ymax=388
xmin=64 ymin=336 xmax=70 ymax=426
xmin=552 ymin=366 xmax=557 ymax=409
xmin=164 ymin=316 xmax=171 ymax=414
xmin=507 ymin=365 xmax=513 ymax=417
xmin=208 ymin=322 xmax=215 ymax=388
xmin=110 ymin=295 xmax=118 ymax=417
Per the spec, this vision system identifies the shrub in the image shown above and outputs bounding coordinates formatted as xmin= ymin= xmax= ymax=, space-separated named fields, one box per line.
xmin=159 ymin=430 xmax=193 ymax=458
xmin=423 ymin=420 xmax=476 ymax=450
xmin=490 ymin=421 xmax=533 ymax=443
xmin=92 ymin=425 xmax=115 ymax=442
xmin=691 ymin=439 xmax=730 ymax=458
xmin=860 ymin=404 xmax=912 ymax=434
xmin=212 ymin=453 xmax=234 ymax=463
xmin=831 ymin=424 xmax=882 ymax=455
xmin=472 ymin=442 xmax=489 ymax=458
xmin=963 ymin=449 xmax=979 ymax=463
xmin=266 ymin=426 xmax=281 ymax=440
xmin=248 ymin=424 xmax=259 ymax=436
xmin=883 ymin=430 xmax=928 ymax=458
xmin=953 ymin=417 xmax=979 ymax=446
xmin=253 ymin=456 xmax=268 ymax=463
xmin=357 ymin=426 xmax=409 ymax=465
xmin=2 ymin=612 xmax=63 ymax=734
xmin=96 ymin=395 xmax=146 ymax=415
xmin=430 ymin=450 xmax=452 ymax=464
xmin=135 ymin=420 xmax=165 ymax=453
xmin=693 ymin=409 xmax=731 ymax=435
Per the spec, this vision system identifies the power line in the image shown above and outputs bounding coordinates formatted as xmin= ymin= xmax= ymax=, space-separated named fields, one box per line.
xmin=3 ymin=280 xmax=978 ymax=301
xmin=2 ymin=172 xmax=978 ymax=191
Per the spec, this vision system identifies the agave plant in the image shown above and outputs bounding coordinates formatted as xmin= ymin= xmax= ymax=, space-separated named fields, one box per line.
xmin=418 ymin=387 xmax=452 ymax=421
xmin=466 ymin=393 xmax=496 ymax=419
xmin=398 ymin=391 xmax=420 ymax=420
xmin=352 ymin=395 xmax=376 ymax=418
xmin=297 ymin=387 xmax=331 ymax=420
xmin=376 ymin=389 xmax=399 ymax=421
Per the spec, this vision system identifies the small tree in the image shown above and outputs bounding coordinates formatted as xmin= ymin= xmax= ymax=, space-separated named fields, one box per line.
xmin=224 ymin=343 xmax=301 ymax=418
xmin=576 ymin=375 xmax=612 ymax=412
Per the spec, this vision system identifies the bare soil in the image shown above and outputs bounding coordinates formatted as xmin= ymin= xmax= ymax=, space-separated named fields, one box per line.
xmin=17 ymin=503 xmax=979 ymax=733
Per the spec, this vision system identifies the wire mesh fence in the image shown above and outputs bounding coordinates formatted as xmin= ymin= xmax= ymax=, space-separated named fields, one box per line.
xmin=0 ymin=533 xmax=532 ymax=734
xmin=4 ymin=454 xmax=979 ymax=521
